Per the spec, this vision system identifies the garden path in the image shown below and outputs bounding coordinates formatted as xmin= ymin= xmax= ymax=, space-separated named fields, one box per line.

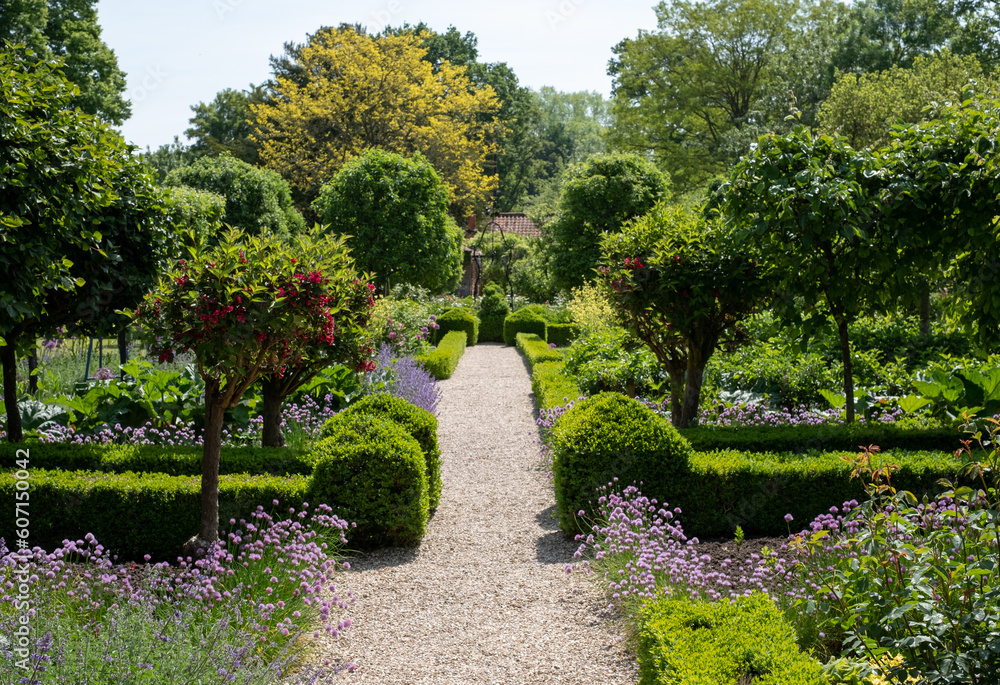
xmin=324 ymin=343 xmax=637 ymax=684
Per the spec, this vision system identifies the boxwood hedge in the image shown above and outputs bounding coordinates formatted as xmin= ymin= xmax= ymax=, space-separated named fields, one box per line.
xmin=416 ymin=330 xmax=467 ymax=380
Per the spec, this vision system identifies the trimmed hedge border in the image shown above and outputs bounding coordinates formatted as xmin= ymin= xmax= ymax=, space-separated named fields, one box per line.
xmin=515 ymin=332 xmax=562 ymax=366
xmin=433 ymin=307 xmax=479 ymax=346
xmin=637 ymin=593 xmax=825 ymax=685
xmin=0 ymin=443 xmax=312 ymax=477
xmin=679 ymin=424 xmax=964 ymax=454
xmin=503 ymin=309 xmax=546 ymax=346
xmin=662 ymin=448 xmax=964 ymax=538
xmin=0 ymin=469 xmax=308 ymax=561
xmin=531 ymin=361 xmax=582 ymax=411
xmin=415 ymin=330 xmax=467 ymax=380
xmin=546 ymin=323 xmax=580 ymax=347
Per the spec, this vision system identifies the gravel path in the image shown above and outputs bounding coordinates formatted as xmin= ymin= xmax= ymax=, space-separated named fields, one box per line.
xmin=328 ymin=343 xmax=638 ymax=684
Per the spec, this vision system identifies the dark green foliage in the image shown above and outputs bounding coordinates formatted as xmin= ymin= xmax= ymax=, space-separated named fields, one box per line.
xmin=415 ymin=330 xmax=467 ymax=380
xmin=546 ymin=323 xmax=580 ymax=347
xmin=679 ymin=424 xmax=963 ymax=454
xmin=0 ymin=469 xmax=308 ymax=561
xmin=551 ymin=392 xmax=692 ymax=532
xmin=185 ymin=85 xmax=266 ymax=165
xmin=312 ymin=149 xmax=463 ymax=293
xmin=305 ymin=414 xmax=428 ymax=547
xmin=503 ymin=309 xmax=547 ymax=346
xmin=332 ymin=393 xmax=442 ymax=510
xmin=675 ymin=448 xmax=964 ymax=538
xmin=433 ymin=308 xmax=479 ymax=346
xmin=165 ymin=153 xmax=305 ymax=238
xmin=637 ymin=593 xmax=825 ymax=685
xmin=0 ymin=443 xmax=312 ymax=476
xmin=515 ymin=333 xmax=561 ymax=366
xmin=477 ymin=283 xmax=509 ymax=342
xmin=531 ymin=360 xmax=582 ymax=411
xmin=548 ymin=153 xmax=670 ymax=291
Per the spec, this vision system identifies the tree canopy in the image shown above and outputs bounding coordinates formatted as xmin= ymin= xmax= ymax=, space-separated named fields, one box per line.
xmin=312 ymin=148 xmax=463 ymax=293
xmin=185 ymin=85 xmax=266 ymax=165
xmin=548 ymin=153 xmax=670 ymax=292
xmin=0 ymin=1 xmax=130 ymax=124
xmin=252 ymin=26 xmax=500 ymax=216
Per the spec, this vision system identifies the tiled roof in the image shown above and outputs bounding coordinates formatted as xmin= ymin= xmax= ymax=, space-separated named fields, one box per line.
xmin=487 ymin=213 xmax=542 ymax=239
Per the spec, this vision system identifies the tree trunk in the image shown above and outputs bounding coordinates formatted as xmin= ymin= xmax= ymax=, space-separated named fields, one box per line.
xmin=837 ymin=318 xmax=856 ymax=424
xmin=117 ymin=328 xmax=129 ymax=377
xmin=681 ymin=366 xmax=705 ymax=429
xmin=27 ymin=351 xmax=38 ymax=396
xmin=261 ymin=376 xmax=286 ymax=448
xmin=919 ymin=282 xmax=931 ymax=337
xmin=666 ymin=363 xmax=685 ymax=428
xmin=1 ymin=342 xmax=23 ymax=443
xmin=199 ymin=381 xmax=227 ymax=543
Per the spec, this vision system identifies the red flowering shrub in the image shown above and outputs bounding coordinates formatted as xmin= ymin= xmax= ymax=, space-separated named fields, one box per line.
xmin=134 ymin=227 xmax=376 ymax=543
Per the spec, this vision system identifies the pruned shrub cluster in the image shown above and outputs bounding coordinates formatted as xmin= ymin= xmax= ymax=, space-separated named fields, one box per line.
xmin=416 ymin=330 xmax=467 ymax=380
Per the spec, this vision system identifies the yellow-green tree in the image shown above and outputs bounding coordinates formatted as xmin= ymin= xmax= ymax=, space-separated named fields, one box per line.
xmin=818 ymin=50 xmax=983 ymax=148
xmin=252 ymin=27 xmax=500 ymax=216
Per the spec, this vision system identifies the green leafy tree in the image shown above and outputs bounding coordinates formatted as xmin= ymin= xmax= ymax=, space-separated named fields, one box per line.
xmin=134 ymin=228 xmax=367 ymax=545
xmin=140 ymin=136 xmax=196 ymax=183
xmin=165 ymin=153 xmax=305 ymax=239
xmin=724 ymin=126 xmax=897 ymax=423
xmin=820 ymin=50 xmax=983 ymax=148
xmin=548 ymin=153 xmax=670 ymax=292
xmin=312 ymin=148 xmax=463 ymax=293
xmin=600 ymin=204 xmax=765 ymax=427
xmin=161 ymin=187 xmax=226 ymax=257
xmin=0 ymin=1 xmax=130 ymax=123
xmin=185 ymin=85 xmax=267 ymax=165
xmin=259 ymin=233 xmax=377 ymax=447
xmin=0 ymin=45 xmax=168 ymax=441
xmin=607 ymin=0 xmax=803 ymax=191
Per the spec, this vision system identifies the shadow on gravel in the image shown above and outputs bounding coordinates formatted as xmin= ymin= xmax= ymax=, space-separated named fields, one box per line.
xmin=535 ymin=505 xmax=576 ymax=564
xmin=344 ymin=546 xmax=421 ymax=572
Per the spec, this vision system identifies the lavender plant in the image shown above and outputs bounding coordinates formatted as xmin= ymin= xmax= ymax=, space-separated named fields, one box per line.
xmin=363 ymin=344 xmax=441 ymax=416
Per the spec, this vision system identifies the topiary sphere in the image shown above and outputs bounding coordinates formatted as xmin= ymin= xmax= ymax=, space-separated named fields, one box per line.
xmin=551 ymin=392 xmax=691 ymax=533
xmin=332 ymin=393 xmax=442 ymax=510
xmin=307 ymin=413 xmax=428 ymax=547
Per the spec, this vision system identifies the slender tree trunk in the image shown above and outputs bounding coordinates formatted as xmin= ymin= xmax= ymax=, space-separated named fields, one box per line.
xmin=837 ymin=318 xmax=856 ymax=424
xmin=261 ymin=376 xmax=286 ymax=448
xmin=117 ymin=328 xmax=129 ymax=377
xmin=666 ymin=363 xmax=685 ymax=428
xmin=680 ymin=341 xmax=714 ymax=429
xmin=199 ymin=381 xmax=226 ymax=543
xmin=27 ymin=351 xmax=37 ymax=396
xmin=919 ymin=281 xmax=931 ymax=337
xmin=1 ymin=342 xmax=23 ymax=443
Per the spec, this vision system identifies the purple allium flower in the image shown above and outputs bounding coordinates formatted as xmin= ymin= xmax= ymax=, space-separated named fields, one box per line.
xmin=784 ymin=514 xmax=794 ymax=523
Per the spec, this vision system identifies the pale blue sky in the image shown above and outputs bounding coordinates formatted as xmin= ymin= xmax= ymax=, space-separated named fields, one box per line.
xmin=95 ymin=0 xmax=660 ymax=151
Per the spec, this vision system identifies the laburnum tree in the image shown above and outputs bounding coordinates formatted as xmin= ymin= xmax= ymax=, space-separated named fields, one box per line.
xmin=600 ymin=204 xmax=766 ymax=427
xmin=252 ymin=26 xmax=500 ymax=216
xmin=134 ymin=227 xmax=376 ymax=547
xmin=1 ymin=44 xmax=168 ymax=443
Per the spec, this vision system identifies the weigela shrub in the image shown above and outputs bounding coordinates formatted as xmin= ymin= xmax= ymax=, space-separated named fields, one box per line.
xmin=551 ymin=392 xmax=692 ymax=532
xmin=306 ymin=414 xmax=428 ymax=547
xmin=331 ymin=393 xmax=442 ymax=510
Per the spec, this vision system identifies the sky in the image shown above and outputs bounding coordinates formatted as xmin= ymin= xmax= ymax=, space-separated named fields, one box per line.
xmin=95 ymin=0 xmax=661 ymax=152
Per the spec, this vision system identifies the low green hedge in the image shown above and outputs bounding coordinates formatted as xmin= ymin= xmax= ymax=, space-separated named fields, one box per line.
xmin=0 ymin=443 xmax=313 ymax=477
xmin=515 ymin=332 xmax=562 ymax=366
xmin=552 ymin=392 xmax=692 ymax=533
xmin=531 ymin=360 xmax=582 ymax=411
xmin=546 ymin=323 xmax=580 ymax=347
xmin=503 ymin=308 xmax=546 ymax=346
xmin=415 ymin=330 xmax=467 ymax=380
xmin=638 ymin=593 xmax=825 ymax=685
xmin=0 ymin=469 xmax=308 ymax=561
xmin=433 ymin=307 xmax=479 ymax=346
xmin=679 ymin=424 xmax=964 ymax=454
xmin=306 ymin=413 xmax=428 ymax=548
xmin=665 ymin=448 xmax=964 ymax=538
xmin=327 ymin=393 xmax=442 ymax=510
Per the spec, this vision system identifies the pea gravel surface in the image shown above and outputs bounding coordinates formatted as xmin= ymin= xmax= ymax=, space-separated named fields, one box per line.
xmin=319 ymin=343 xmax=638 ymax=684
